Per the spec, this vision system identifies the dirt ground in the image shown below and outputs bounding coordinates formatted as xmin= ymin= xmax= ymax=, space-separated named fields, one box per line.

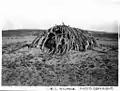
xmin=2 ymin=32 xmax=118 ymax=86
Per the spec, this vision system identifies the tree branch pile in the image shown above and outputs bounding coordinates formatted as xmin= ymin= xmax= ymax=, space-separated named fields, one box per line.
xmin=40 ymin=24 xmax=98 ymax=57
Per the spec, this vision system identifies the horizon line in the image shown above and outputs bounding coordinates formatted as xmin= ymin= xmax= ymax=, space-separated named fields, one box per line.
xmin=2 ymin=28 xmax=118 ymax=33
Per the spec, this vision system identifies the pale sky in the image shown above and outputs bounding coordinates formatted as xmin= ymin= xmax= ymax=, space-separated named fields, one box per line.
xmin=1 ymin=0 xmax=120 ymax=33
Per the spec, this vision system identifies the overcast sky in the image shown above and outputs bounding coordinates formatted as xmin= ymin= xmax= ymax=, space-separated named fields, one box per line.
xmin=1 ymin=0 xmax=120 ymax=33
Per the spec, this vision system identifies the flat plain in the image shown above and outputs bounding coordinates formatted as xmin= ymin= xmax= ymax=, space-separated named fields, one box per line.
xmin=2 ymin=29 xmax=118 ymax=86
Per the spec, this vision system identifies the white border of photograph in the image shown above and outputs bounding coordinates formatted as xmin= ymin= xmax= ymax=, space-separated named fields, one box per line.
xmin=0 ymin=0 xmax=120 ymax=91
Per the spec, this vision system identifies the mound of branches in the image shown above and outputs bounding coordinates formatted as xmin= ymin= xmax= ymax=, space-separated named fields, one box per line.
xmin=40 ymin=24 xmax=97 ymax=57
xmin=5 ymin=24 xmax=99 ymax=56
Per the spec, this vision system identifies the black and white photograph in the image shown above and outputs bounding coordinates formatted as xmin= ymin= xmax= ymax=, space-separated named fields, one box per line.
xmin=1 ymin=0 xmax=119 ymax=89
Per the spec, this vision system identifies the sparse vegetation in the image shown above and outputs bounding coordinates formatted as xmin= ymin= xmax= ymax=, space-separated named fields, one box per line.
xmin=2 ymin=27 xmax=118 ymax=86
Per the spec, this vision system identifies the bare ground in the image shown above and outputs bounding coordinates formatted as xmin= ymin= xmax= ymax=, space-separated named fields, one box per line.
xmin=2 ymin=36 xmax=118 ymax=86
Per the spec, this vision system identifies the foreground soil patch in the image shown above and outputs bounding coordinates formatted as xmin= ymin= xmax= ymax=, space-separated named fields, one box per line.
xmin=2 ymin=46 xmax=118 ymax=86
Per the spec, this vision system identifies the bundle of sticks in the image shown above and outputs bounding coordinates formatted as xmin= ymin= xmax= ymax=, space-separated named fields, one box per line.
xmin=8 ymin=24 xmax=107 ymax=56
xmin=40 ymin=24 xmax=106 ymax=57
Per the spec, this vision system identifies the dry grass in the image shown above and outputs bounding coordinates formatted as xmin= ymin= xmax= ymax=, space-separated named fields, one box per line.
xmin=2 ymin=33 xmax=118 ymax=86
